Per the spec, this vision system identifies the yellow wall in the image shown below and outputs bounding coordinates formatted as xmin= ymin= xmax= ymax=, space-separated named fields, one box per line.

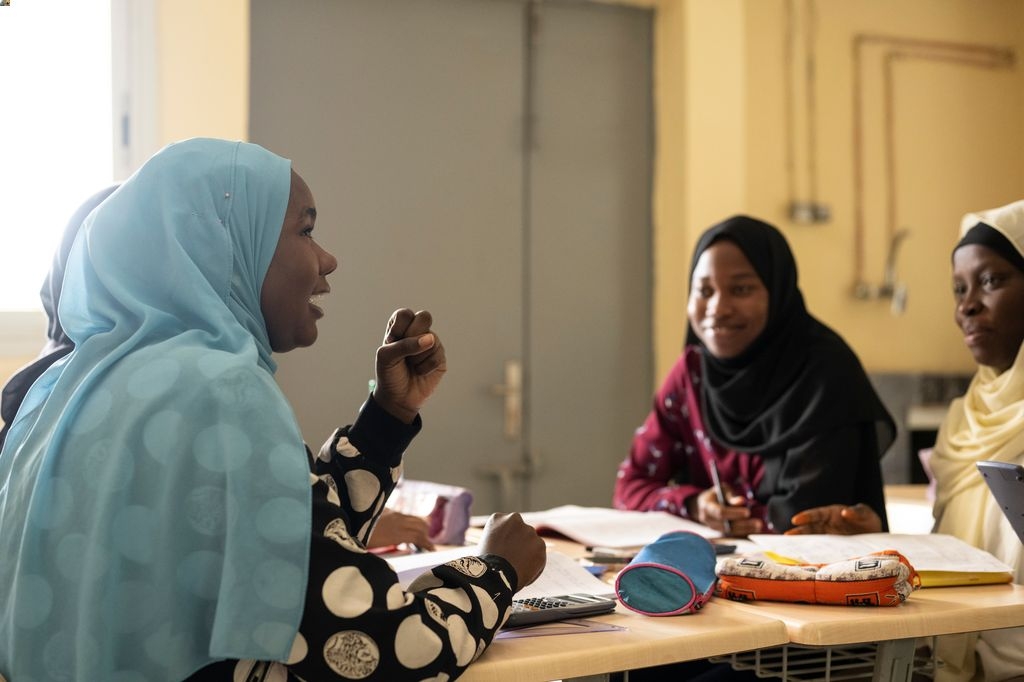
xmin=649 ymin=0 xmax=1024 ymax=380
xmin=652 ymin=0 xmax=750 ymax=380
xmin=0 ymin=358 xmax=32 ymax=391
xmin=156 ymin=0 xmax=249 ymax=146
xmin=740 ymin=0 xmax=1024 ymax=375
xmin=152 ymin=0 xmax=1024 ymax=383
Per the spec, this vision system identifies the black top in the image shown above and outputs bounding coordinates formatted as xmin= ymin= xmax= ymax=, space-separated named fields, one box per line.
xmin=685 ymin=215 xmax=896 ymax=526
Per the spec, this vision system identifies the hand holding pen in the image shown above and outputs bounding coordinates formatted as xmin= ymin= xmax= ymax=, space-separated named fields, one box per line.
xmin=708 ymin=459 xmax=734 ymax=536
xmin=692 ymin=460 xmax=763 ymax=537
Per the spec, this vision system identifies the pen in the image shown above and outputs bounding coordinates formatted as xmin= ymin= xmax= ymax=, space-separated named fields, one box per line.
xmin=708 ymin=458 xmax=733 ymax=536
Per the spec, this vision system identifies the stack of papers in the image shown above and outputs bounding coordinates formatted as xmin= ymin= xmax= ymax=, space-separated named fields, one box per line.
xmin=746 ymin=533 xmax=1013 ymax=587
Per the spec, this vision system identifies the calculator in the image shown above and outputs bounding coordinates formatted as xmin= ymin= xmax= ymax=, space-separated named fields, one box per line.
xmin=504 ymin=593 xmax=617 ymax=628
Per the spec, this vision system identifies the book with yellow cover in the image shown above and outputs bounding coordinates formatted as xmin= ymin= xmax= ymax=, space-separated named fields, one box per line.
xmin=748 ymin=533 xmax=1012 ymax=588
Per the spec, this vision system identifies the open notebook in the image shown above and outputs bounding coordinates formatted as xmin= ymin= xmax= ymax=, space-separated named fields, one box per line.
xmin=978 ymin=461 xmax=1024 ymax=544
xmin=471 ymin=505 xmax=720 ymax=549
xmin=746 ymin=532 xmax=1013 ymax=587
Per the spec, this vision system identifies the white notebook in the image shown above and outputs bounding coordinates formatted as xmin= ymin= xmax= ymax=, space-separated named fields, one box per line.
xmin=476 ymin=505 xmax=720 ymax=549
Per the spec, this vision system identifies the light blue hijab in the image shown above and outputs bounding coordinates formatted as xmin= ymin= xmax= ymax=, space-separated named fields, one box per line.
xmin=0 ymin=138 xmax=312 ymax=681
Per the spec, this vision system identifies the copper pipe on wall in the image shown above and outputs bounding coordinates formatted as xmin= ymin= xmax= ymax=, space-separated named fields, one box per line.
xmin=804 ymin=0 xmax=818 ymax=208
xmin=882 ymin=49 xmax=1013 ymax=245
xmin=785 ymin=0 xmax=826 ymax=223
xmin=851 ymin=34 xmax=1015 ymax=297
xmin=784 ymin=0 xmax=797 ymax=205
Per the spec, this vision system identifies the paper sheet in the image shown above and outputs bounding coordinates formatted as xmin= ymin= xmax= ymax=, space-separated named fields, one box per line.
xmin=746 ymin=533 xmax=1013 ymax=574
xmin=389 ymin=546 xmax=615 ymax=599
xmin=389 ymin=545 xmax=480 ymax=587
xmin=508 ymin=505 xmax=720 ymax=548
xmin=515 ymin=549 xmax=617 ymax=600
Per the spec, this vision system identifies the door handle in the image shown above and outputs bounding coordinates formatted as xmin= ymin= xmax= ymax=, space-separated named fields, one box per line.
xmin=490 ymin=359 xmax=522 ymax=441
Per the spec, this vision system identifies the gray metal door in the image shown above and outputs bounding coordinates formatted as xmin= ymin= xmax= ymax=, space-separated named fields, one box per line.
xmin=250 ymin=0 xmax=652 ymax=514
xmin=525 ymin=1 xmax=653 ymax=512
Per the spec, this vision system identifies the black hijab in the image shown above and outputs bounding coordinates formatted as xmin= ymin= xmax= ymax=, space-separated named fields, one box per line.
xmin=954 ymin=222 xmax=1024 ymax=273
xmin=685 ymin=215 xmax=895 ymax=458
xmin=0 ymin=185 xmax=118 ymax=450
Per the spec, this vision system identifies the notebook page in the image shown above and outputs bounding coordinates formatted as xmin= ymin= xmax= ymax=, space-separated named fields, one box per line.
xmin=515 ymin=505 xmax=720 ymax=547
xmin=747 ymin=533 xmax=1012 ymax=574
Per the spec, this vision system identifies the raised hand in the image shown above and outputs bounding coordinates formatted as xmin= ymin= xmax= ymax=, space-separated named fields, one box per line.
xmin=479 ymin=512 xmax=547 ymax=592
xmin=372 ymin=308 xmax=447 ymax=424
xmin=787 ymin=503 xmax=882 ymax=535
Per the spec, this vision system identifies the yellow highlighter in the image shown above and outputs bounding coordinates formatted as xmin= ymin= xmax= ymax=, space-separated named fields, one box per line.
xmin=763 ymin=550 xmax=806 ymax=566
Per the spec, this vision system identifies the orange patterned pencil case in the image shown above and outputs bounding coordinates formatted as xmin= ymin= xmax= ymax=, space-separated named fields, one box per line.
xmin=716 ymin=550 xmax=920 ymax=606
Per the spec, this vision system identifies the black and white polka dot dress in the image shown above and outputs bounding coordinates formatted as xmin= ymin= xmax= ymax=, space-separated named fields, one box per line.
xmin=188 ymin=398 xmax=516 ymax=681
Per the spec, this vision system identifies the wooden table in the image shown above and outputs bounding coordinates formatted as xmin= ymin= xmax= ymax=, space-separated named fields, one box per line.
xmin=714 ymin=583 xmax=1024 ymax=681
xmin=459 ymin=600 xmax=788 ymax=682
xmin=458 ymin=536 xmax=1024 ymax=682
xmin=458 ymin=536 xmax=787 ymax=681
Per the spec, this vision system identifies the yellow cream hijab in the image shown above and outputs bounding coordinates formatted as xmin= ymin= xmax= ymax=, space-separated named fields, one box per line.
xmin=931 ymin=199 xmax=1024 ymax=682
xmin=931 ymin=199 xmax=1024 ymax=580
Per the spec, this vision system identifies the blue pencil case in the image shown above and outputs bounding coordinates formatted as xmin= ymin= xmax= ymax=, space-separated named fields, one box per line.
xmin=614 ymin=531 xmax=718 ymax=616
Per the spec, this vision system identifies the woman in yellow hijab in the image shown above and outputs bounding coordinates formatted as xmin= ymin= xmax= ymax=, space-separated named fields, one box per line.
xmin=790 ymin=198 xmax=1024 ymax=681
xmin=929 ymin=199 xmax=1024 ymax=682
xmin=931 ymin=199 xmax=1024 ymax=580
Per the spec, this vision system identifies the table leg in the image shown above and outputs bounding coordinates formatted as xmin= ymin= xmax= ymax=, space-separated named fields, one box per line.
xmin=872 ymin=638 xmax=917 ymax=682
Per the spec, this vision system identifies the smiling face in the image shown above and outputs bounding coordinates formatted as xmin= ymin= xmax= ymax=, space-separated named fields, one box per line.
xmin=687 ymin=239 xmax=770 ymax=359
xmin=260 ymin=170 xmax=338 ymax=353
xmin=952 ymin=243 xmax=1024 ymax=374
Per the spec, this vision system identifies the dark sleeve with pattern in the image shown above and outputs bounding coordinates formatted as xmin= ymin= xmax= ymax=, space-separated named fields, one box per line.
xmin=308 ymin=395 xmax=420 ymax=545
xmin=761 ymin=423 xmax=889 ymax=533
xmin=613 ymin=357 xmax=703 ymax=516
xmin=286 ymin=396 xmax=517 ymax=680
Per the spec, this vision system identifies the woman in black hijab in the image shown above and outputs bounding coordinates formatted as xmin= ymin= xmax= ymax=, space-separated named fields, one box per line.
xmin=0 ymin=185 xmax=118 ymax=450
xmin=614 ymin=215 xmax=894 ymax=534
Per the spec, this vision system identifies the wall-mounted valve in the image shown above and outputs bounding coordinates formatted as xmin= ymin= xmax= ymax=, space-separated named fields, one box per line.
xmin=853 ymin=228 xmax=910 ymax=316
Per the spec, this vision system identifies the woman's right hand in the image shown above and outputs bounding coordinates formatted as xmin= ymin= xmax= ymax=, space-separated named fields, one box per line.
xmin=373 ymin=308 xmax=447 ymax=424
xmin=479 ymin=512 xmax=546 ymax=592
xmin=787 ymin=503 xmax=881 ymax=535
xmin=688 ymin=487 xmax=763 ymax=537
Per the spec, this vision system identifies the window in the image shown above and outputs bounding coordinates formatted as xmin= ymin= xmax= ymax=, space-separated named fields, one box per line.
xmin=0 ymin=0 xmax=113 ymax=312
xmin=0 ymin=0 xmax=155 ymax=354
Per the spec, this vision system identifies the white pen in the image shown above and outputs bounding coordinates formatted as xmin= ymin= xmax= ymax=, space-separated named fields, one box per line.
xmin=708 ymin=458 xmax=733 ymax=536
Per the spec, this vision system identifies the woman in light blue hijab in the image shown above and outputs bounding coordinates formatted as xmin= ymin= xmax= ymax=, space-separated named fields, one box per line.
xmin=0 ymin=138 xmax=545 ymax=681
